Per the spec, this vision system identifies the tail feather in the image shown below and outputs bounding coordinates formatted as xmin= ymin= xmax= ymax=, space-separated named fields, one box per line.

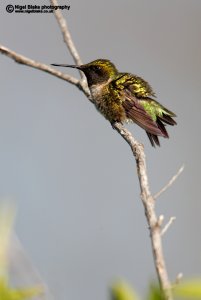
xmin=156 ymin=118 xmax=169 ymax=138
xmin=147 ymin=113 xmax=176 ymax=147
xmin=146 ymin=132 xmax=160 ymax=147
xmin=159 ymin=114 xmax=177 ymax=125
xmin=122 ymin=93 xmax=177 ymax=147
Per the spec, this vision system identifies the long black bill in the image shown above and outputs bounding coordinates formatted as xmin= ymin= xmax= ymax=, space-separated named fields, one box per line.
xmin=51 ymin=63 xmax=81 ymax=69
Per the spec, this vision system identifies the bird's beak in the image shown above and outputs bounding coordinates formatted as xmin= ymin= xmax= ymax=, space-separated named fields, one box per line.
xmin=51 ymin=63 xmax=82 ymax=69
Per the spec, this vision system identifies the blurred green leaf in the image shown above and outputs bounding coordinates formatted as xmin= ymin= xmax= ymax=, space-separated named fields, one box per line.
xmin=146 ymin=283 xmax=164 ymax=300
xmin=173 ymin=279 xmax=201 ymax=299
xmin=0 ymin=278 xmax=43 ymax=300
xmin=110 ymin=281 xmax=139 ymax=300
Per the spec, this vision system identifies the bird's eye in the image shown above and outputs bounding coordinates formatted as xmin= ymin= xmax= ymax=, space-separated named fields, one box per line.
xmin=94 ymin=65 xmax=101 ymax=71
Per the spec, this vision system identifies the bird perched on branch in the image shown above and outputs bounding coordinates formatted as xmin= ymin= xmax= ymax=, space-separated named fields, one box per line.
xmin=52 ymin=59 xmax=177 ymax=147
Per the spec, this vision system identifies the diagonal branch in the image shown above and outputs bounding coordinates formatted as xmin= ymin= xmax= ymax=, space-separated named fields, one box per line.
xmin=50 ymin=0 xmax=90 ymax=93
xmin=50 ymin=0 xmax=82 ymax=66
xmin=161 ymin=217 xmax=176 ymax=236
xmin=154 ymin=165 xmax=184 ymax=199
xmin=0 ymin=45 xmax=80 ymax=87
xmin=50 ymin=0 xmax=85 ymax=81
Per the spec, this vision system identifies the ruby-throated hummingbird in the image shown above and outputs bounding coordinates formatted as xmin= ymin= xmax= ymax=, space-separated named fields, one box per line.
xmin=51 ymin=59 xmax=176 ymax=147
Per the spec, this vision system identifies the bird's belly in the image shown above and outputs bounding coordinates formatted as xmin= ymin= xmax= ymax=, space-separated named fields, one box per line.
xmin=90 ymin=85 xmax=126 ymax=122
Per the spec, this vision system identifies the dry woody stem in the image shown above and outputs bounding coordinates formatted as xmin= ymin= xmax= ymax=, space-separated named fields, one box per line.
xmin=112 ymin=123 xmax=172 ymax=299
xmin=0 ymin=1 xmax=184 ymax=299
xmin=0 ymin=45 xmax=80 ymax=87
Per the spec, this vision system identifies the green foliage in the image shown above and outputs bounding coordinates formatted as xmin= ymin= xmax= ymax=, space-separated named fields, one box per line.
xmin=146 ymin=283 xmax=164 ymax=300
xmin=110 ymin=281 xmax=139 ymax=300
xmin=111 ymin=279 xmax=201 ymax=300
xmin=0 ymin=279 xmax=43 ymax=300
xmin=173 ymin=279 xmax=201 ymax=299
xmin=110 ymin=281 xmax=165 ymax=300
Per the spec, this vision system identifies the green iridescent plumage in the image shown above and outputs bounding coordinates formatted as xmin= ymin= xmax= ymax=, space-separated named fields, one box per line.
xmin=52 ymin=59 xmax=177 ymax=147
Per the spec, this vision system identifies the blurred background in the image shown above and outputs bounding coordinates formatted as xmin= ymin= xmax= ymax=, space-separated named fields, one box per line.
xmin=0 ymin=0 xmax=201 ymax=299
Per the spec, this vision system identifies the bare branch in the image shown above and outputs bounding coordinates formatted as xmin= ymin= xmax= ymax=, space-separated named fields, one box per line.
xmin=50 ymin=0 xmax=90 ymax=92
xmin=161 ymin=217 xmax=176 ymax=236
xmin=50 ymin=0 xmax=90 ymax=91
xmin=50 ymin=0 xmax=84 ymax=77
xmin=112 ymin=122 xmax=173 ymax=299
xmin=0 ymin=45 xmax=80 ymax=87
xmin=154 ymin=165 xmax=184 ymax=199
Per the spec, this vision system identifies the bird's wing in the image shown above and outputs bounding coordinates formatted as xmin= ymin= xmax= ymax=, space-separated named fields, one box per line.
xmin=110 ymin=73 xmax=176 ymax=139
xmin=121 ymin=89 xmax=164 ymax=136
xmin=114 ymin=73 xmax=156 ymax=98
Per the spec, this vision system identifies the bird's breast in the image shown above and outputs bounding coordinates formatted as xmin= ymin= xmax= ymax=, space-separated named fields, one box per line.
xmin=89 ymin=83 xmax=126 ymax=122
xmin=90 ymin=82 xmax=109 ymax=102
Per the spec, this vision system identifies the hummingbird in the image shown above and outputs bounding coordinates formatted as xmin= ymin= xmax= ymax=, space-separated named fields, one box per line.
xmin=51 ymin=59 xmax=177 ymax=147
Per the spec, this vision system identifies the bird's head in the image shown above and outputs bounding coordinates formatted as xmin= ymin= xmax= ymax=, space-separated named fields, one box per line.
xmin=52 ymin=59 xmax=118 ymax=86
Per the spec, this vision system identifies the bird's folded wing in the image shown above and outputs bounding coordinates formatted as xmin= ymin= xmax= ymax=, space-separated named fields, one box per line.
xmin=122 ymin=90 xmax=164 ymax=136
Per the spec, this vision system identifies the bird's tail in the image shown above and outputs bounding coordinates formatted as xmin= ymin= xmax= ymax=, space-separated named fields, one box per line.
xmin=146 ymin=113 xmax=177 ymax=147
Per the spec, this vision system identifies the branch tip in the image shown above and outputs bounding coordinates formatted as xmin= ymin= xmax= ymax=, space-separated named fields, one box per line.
xmin=161 ymin=217 xmax=176 ymax=236
xmin=154 ymin=164 xmax=185 ymax=200
xmin=157 ymin=215 xmax=164 ymax=227
xmin=175 ymin=272 xmax=183 ymax=285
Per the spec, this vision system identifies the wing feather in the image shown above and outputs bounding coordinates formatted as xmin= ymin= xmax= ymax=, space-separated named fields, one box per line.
xmin=122 ymin=90 xmax=164 ymax=136
xmin=110 ymin=74 xmax=177 ymax=147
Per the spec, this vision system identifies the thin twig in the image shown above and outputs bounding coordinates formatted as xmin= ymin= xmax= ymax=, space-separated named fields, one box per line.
xmin=50 ymin=0 xmax=82 ymax=65
xmin=50 ymin=0 xmax=85 ymax=81
xmin=154 ymin=165 xmax=184 ymax=199
xmin=51 ymin=0 xmax=89 ymax=91
xmin=0 ymin=45 xmax=80 ymax=87
xmin=161 ymin=217 xmax=176 ymax=236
